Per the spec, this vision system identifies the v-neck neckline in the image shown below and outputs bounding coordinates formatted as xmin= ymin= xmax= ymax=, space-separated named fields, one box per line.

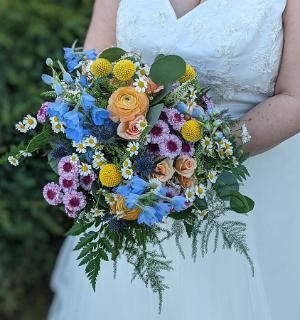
xmin=167 ymin=0 xmax=208 ymax=21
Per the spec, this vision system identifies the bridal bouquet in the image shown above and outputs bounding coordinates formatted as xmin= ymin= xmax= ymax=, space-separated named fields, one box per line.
xmin=3 ymin=44 xmax=254 ymax=311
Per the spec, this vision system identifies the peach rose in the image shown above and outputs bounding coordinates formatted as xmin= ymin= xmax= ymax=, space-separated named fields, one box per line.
xmin=177 ymin=175 xmax=195 ymax=189
xmin=146 ymin=78 xmax=164 ymax=95
xmin=117 ymin=115 xmax=146 ymax=140
xmin=111 ymin=195 xmax=141 ymax=221
xmin=108 ymin=86 xmax=149 ymax=122
xmin=151 ymin=159 xmax=175 ymax=182
xmin=174 ymin=156 xmax=197 ymax=178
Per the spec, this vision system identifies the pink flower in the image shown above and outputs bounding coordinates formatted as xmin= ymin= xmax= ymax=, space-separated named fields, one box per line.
xmin=163 ymin=107 xmax=185 ymax=131
xmin=63 ymin=190 xmax=86 ymax=218
xmin=37 ymin=102 xmax=50 ymax=123
xmin=59 ymin=175 xmax=79 ymax=192
xmin=80 ymin=171 xmax=96 ymax=191
xmin=58 ymin=156 xmax=78 ymax=177
xmin=149 ymin=120 xmax=170 ymax=144
xmin=181 ymin=141 xmax=195 ymax=157
xmin=117 ymin=115 xmax=146 ymax=140
xmin=43 ymin=182 xmax=62 ymax=205
xmin=159 ymin=134 xmax=182 ymax=159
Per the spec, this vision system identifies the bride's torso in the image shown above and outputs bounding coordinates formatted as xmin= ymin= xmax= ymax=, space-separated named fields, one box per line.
xmin=116 ymin=0 xmax=287 ymax=119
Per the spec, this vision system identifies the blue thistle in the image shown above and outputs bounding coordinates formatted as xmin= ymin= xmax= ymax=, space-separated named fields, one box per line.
xmin=50 ymin=144 xmax=72 ymax=159
xmin=108 ymin=218 xmax=127 ymax=233
xmin=90 ymin=120 xmax=118 ymax=144
xmin=135 ymin=153 xmax=156 ymax=178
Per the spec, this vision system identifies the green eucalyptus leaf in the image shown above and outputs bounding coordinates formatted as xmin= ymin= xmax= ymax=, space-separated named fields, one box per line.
xmin=99 ymin=47 xmax=127 ymax=62
xmin=149 ymin=55 xmax=186 ymax=85
xmin=146 ymin=103 xmax=165 ymax=126
xmin=230 ymin=191 xmax=255 ymax=213
xmin=215 ymin=171 xmax=239 ymax=201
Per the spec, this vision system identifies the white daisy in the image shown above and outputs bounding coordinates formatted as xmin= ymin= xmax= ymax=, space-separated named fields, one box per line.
xmin=121 ymin=167 xmax=133 ymax=180
xmin=95 ymin=143 xmax=104 ymax=150
xmin=186 ymin=99 xmax=197 ymax=111
xmin=185 ymin=188 xmax=196 ymax=202
xmin=93 ymin=159 xmax=106 ymax=170
xmin=73 ymin=141 xmax=87 ymax=154
xmin=19 ymin=150 xmax=32 ymax=158
xmin=70 ymin=153 xmax=79 ymax=164
xmin=126 ymin=142 xmax=139 ymax=157
xmin=23 ymin=115 xmax=37 ymax=130
xmin=217 ymin=148 xmax=226 ymax=160
xmin=51 ymin=121 xmax=65 ymax=133
xmin=148 ymin=178 xmax=162 ymax=192
xmin=8 ymin=156 xmax=19 ymax=166
xmin=135 ymin=118 xmax=148 ymax=131
xmin=133 ymin=77 xmax=148 ymax=93
xmin=93 ymin=151 xmax=106 ymax=161
xmin=105 ymin=193 xmax=117 ymax=206
xmin=79 ymin=163 xmax=92 ymax=176
xmin=50 ymin=116 xmax=60 ymax=125
xmin=241 ymin=124 xmax=251 ymax=144
xmin=85 ymin=135 xmax=98 ymax=148
xmin=15 ymin=121 xmax=28 ymax=133
xmin=137 ymin=64 xmax=150 ymax=77
xmin=207 ymin=170 xmax=218 ymax=183
xmin=195 ymin=184 xmax=206 ymax=199
xmin=225 ymin=148 xmax=233 ymax=157
xmin=122 ymin=158 xmax=132 ymax=168
xmin=201 ymin=136 xmax=213 ymax=150
xmin=91 ymin=207 xmax=105 ymax=218
xmin=189 ymin=88 xmax=198 ymax=102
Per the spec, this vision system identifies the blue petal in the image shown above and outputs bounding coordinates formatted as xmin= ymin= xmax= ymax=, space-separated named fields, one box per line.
xmin=125 ymin=193 xmax=140 ymax=209
xmin=81 ymin=92 xmax=95 ymax=112
xmin=84 ymin=49 xmax=97 ymax=60
xmin=54 ymin=83 xmax=63 ymax=96
xmin=115 ymin=185 xmax=131 ymax=197
xmin=176 ymin=102 xmax=188 ymax=114
xmin=65 ymin=126 xmax=84 ymax=143
xmin=48 ymin=101 xmax=69 ymax=120
xmin=138 ymin=206 xmax=158 ymax=226
xmin=41 ymin=74 xmax=54 ymax=85
xmin=130 ymin=176 xmax=148 ymax=195
xmin=171 ymin=196 xmax=186 ymax=212
xmin=91 ymin=106 xmax=110 ymax=125
xmin=63 ymin=72 xmax=73 ymax=84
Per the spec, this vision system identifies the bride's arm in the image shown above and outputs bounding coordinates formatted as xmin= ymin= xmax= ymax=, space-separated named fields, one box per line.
xmin=84 ymin=0 xmax=120 ymax=51
xmin=233 ymin=0 xmax=300 ymax=156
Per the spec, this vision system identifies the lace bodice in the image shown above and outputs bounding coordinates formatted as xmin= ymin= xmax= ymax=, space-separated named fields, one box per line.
xmin=116 ymin=0 xmax=287 ymax=118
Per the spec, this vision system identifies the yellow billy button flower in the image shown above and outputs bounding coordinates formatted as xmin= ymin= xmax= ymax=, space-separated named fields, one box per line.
xmin=99 ymin=164 xmax=122 ymax=188
xmin=90 ymin=58 xmax=112 ymax=77
xmin=181 ymin=119 xmax=203 ymax=142
xmin=113 ymin=59 xmax=136 ymax=81
xmin=179 ymin=64 xmax=196 ymax=83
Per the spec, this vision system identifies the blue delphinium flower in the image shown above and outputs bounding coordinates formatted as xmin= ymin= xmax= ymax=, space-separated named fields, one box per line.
xmin=64 ymin=47 xmax=80 ymax=73
xmin=48 ymin=101 xmax=69 ymax=120
xmin=138 ymin=206 xmax=158 ymax=226
xmin=63 ymin=72 xmax=73 ymax=84
xmin=41 ymin=74 xmax=54 ymax=85
xmin=130 ymin=176 xmax=148 ymax=195
xmin=84 ymin=48 xmax=97 ymax=60
xmin=79 ymin=75 xmax=88 ymax=88
xmin=91 ymin=106 xmax=110 ymax=125
xmin=154 ymin=202 xmax=171 ymax=221
xmin=115 ymin=184 xmax=131 ymax=197
xmin=81 ymin=92 xmax=95 ymax=112
xmin=171 ymin=196 xmax=186 ymax=212
xmin=54 ymin=82 xmax=63 ymax=96
xmin=63 ymin=109 xmax=84 ymax=142
xmin=125 ymin=193 xmax=140 ymax=210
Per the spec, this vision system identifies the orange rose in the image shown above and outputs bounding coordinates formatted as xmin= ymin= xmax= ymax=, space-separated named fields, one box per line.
xmin=146 ymin=78 xmax=164 ymax=95
xmin=110 ymin=195 xmax=141 ymax=221
xmin=177 ymin=175 xmax=195 ymax=188
xmin=151 ymin=159 xmax=175 ymax=182
xmin=117 ymin=115 xmax=146 ymax=140
xmin=174 ymin=156 xmax=197 ymax=178
xmin=108 ymin=86 xmax=149 ymax=122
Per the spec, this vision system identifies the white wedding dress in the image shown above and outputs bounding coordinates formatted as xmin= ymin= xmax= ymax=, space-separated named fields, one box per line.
xmin=48 ymin=0 xmax=300 ymax=319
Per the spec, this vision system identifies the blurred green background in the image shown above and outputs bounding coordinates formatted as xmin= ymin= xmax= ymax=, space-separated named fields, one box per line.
xmin=0 ymin=0 xmax=93 ymax=318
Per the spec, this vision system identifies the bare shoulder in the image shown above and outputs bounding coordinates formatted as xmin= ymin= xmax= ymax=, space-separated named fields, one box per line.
xmin=275 ymin=0 xmax=300 ymax=97
xmin=84 ymin=0 xmax=121 ymax=51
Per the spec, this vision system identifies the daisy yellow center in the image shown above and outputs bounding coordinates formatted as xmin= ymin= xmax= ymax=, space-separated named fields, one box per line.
xmin=82 ymin=165 xmax=88 ymax=172
xmin=125 ymin=169 xmax=132 ymax=175
xmin=130 ymin=146 xmax=137 ymax=152
xmin=138 ymin=81 xmax=145 ymax=88
xmin=27 ymin=119 xmax=34 ymax=125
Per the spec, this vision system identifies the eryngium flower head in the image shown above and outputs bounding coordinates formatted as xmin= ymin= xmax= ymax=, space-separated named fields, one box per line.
xmin=135 ymin=153 xmax=156 ymax=178
xmin=90 ymin=120 xmax=118 ymax=144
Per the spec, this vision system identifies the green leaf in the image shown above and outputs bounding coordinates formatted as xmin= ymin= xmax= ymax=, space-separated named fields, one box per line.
xmin=193 ymin=198 xmax=208 ymax=210
xmin=65 ymin=221 xmax=93 ymax=236
xmin=149 ymin=55 xmax=186 ymax=85
xmin=230 ymin=191 xmax=255 ymax=213
xmin=150 ymin=83 xmax=172 ymax=106
xmin=146 ymin=103 xmax=165 ymax=126
xmin=74 ymin=231 xmax=98 ymax=251
xmin=169 ymin=208 xmax=193 ymax=220
xmin=99 ymin=47 xmax=127 ymax=62
xmin=215 ymin=171 xmax=239 ymax=201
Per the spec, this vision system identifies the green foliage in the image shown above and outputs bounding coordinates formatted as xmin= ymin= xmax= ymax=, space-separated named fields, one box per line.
xmin=99 ymin=47 xmax=127 ymax=62
xmin=0 ymin=0 xmax=93 ymax=318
